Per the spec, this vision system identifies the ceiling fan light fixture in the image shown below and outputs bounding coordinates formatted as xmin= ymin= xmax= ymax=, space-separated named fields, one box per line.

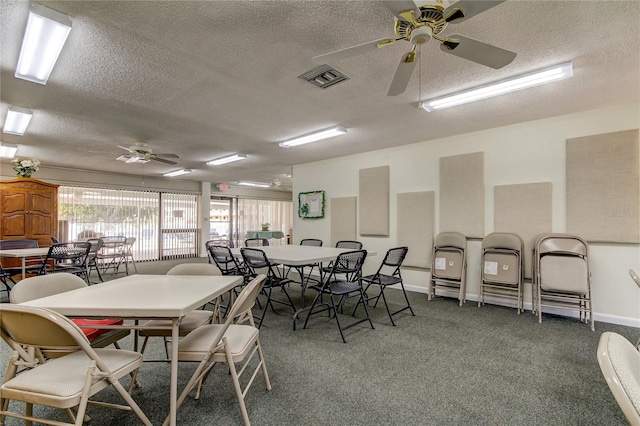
xmin=206 ymin=153 xmax=247 ymax=166
xmin=15 ymin=3 xmax=72 ymax=85
xmin=421 ymin=61 xmax=573 ymax=112
xmin=163 ymin=169 xmax=192 ymax=177
xmin=3 ymin=106 xmax=33 ymax=135
xmin=0 ymin=142 xmax=18 ymax=159
xmin=279 ymin=126 xmax=347 ymax=148
xmin=237 ymin=181 xmax=271 ymax=188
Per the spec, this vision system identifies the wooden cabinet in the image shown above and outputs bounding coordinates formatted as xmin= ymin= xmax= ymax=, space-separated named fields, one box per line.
xmin=1 ymin=178 xmax=59 ymax=248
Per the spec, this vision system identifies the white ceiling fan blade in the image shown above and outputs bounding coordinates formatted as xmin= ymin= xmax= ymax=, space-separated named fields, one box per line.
xmin=125 ymin=156 xmax=139 ymax=163
xmin=117 ymin=145 xmax=135 ymax=153
xmin=443 ymin=1 xmax=506 ymax=24
xmin=387 ymin=50 xmax=419 ymax=97
xmin=383 ymin=0 xmax=421 ymax=20
xmin=439 ymin=34 xmax=516 ymax=69
xmin=313 ymin=38 xmax=393 ymax=64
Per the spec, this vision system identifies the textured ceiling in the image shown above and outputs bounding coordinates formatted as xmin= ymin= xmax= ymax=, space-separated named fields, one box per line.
xmin=1 ymin=0 xmax=639 ymax=188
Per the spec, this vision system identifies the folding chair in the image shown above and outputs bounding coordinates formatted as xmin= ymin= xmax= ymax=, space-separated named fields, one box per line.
xmin=9 ymin=273 xmax=130 ymax=352
xmin=597 ymin=332 xmax=640 ymax=424
xmin=138 ymin=263 xmax=218 ymax=359
xmin=245 ymin=238 xmax=269 ymax=247
xmin=0 ymin=304 xmax=152 ymax=426
xmin=241 ymin=248 xmax=296 ymax=328
xmin=168 ymin=275 xmax=271 ymax=426
xmin=321 ymin=240 xmax=363 ymax=275
xmin=121 ymin=237 xmax=138 ymax=273
xmin=0 ymin=264 xmax=17 ymax=299
xmin=429 ymin=232 xmax=467 ymax=306
xmin=302 ymin=249 xmax=374 ymax=343
xmin=38 ymin=242 xmax=92 ymax=283
xmin=0 ymin=239 xmax=43 ymax=277
xmin=532 ymin=233 xmax=594 ymax=330
xmin=85 ymin=238 xmax=104 ymax=284
xmin=97 ymin=236 xmax=127 ymax=275
xmin=358 ymin=246 xmax=414 ymax=326
xmin=478 ymin=232 xmax=525 ymax=313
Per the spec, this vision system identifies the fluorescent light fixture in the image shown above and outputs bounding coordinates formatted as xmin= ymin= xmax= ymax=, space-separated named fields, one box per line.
xmin=421 ymin=62 xmax=574 ymax=112
xmin=15 ymin=3 xmax=72 ymax=84
xmin=163 ymin=169 xmax=192 ymax=177
xmin=0 ymin=142 xmax=18 ymax=159
xmin=3 ymin=106 xmax=33 ymax=135
xmin=279 ymin=126 xmax=347 ymax=148
xmin=237 ymin=181 xmax=270 ymax=188
xmin=206 ymin=153 xmax=247 ymax=166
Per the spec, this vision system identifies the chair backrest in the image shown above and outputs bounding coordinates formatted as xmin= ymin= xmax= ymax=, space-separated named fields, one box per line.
xmin=0 ymin=239 xmax=39 ymax=249
xmin=328 ymin=250 xmax=367 ymax=282
xmin=124 ymin=237 xmax=136 ymax=250
xmin=10 ymin=273 xmax=87 ymax=303
xmin=482 ymin=232 xmax=524 ymax=251
xmin=208 ymin=245 xmax=244 ymax=275
xmin=301 ymin=239 xmax=323 ymax=247
xmin=335 ymin=240 xmax=363 ymax=250
xmin=46 ymin=242 xmax=91 ymax=263
xmin=166 ymin=263 xmax=222 ymax=276
xmin=206 ymin=239 xmax=233 ymax=248
xmin=51 ymin=236 xmax=59 ymax=244
xmin=0 ymin=304 xmax=101 ymax=366
xmin=228 ymin=274 xmax=267 ymax=321
xmin=434 ymin=232 xmax=466 ymax=250
xmin=245 ymin=238 xmax=269 ymax=247
xmin=597 ymin=332 xmax=640 ymax=424
xmin=534 ymin=234 xmax=590 ymax=294
xmin=86 ymin=238 xmax=104 ymax=255
xmin=241 ymin=248 xmax=271 ymax=270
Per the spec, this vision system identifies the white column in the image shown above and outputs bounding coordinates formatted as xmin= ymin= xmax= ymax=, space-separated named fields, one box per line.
xmin=200 ymin=181 xmax=211 ymax=257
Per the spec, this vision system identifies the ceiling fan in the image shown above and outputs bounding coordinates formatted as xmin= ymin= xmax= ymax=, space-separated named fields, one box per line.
xmin=312 ymin=0 xmax=517 ymax=96
xmin=116 ymin=142 xmax=179 ymax=165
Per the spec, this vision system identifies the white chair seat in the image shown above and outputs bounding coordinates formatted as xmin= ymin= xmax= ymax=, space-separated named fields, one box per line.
xmin=2 ymin=349 xmax=141 ymax=400
xmin=177 ymin=323 xmax=259 ymax=361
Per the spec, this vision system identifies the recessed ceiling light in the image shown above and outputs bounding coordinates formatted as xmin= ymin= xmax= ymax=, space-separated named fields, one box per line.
xmin=3 ymin=106 xmax=33 ymax=135
xmin=237 ymin=181 xmax=270 ymax=188
xmin=163 ymin=169 xmax=192 ymax=177
xmin=206 ymin=154 xmax=247 ymax=166
xmin=15 ymin=3 xmax=72 ymax=85
xmin=421 ymin=62 xmax=574 ymax=111
xmin=0 ymin=142 xmax=18 ymax=159
xmin=279 ymin=126 xmax=347 ymax=148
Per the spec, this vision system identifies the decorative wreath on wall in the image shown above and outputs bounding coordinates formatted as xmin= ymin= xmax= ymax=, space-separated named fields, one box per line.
xmin=298 ymin=190 xmax=325 ymax=219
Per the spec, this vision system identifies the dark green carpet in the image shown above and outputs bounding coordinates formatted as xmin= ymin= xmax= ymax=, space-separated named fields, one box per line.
xmin=1 ymin=259 xmax=636 ymax=425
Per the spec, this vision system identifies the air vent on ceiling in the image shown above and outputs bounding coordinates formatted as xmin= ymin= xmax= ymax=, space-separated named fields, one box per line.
xmin=299 ymin=65 xmax=349 ymax=89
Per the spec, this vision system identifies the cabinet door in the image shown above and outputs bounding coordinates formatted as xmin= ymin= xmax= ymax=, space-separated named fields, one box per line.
xmin=29 ymin=191 xmax=56 ymax=243
xmin=1 ymin=191 xmax=28 ymax=238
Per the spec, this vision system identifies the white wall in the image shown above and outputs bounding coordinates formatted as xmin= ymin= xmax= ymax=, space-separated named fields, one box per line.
xmin=293 ymin=102 xmax=640 ymax=327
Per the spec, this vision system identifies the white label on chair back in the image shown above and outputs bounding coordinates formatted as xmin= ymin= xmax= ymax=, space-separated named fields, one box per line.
xmin=484 ymin=261 xmax=498 ymax=275
xmin=434 ymin=257 xmax=446 ymax=270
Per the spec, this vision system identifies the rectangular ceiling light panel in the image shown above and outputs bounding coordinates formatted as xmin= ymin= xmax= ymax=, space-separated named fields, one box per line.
xmin=0 ymin=142 xmax=18 ymax=159
xmin=421 ymin=62 xmax=574 ymax=112
xmin=164 ymin=169 xmax=192 ymax=177
xmin=237 ymin=181 xmax=270 ymax=188
xmin=3 ymin=106 xmax=33 ymax=135
xmin=279 ymin=126 xmax=347 ymax=148
xmin=206 ymin=153 xmax=247 ymax=166
xmin=15 ymin=3 xmax=72 ymax=84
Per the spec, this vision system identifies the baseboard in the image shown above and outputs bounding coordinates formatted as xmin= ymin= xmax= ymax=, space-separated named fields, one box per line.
xmin=404 ymin=284 xmax=640 ymax=328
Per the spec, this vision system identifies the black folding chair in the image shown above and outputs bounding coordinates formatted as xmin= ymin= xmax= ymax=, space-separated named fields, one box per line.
xmin=358 ymin=247 xmax=414 ymax=326
xmin=0 ymin=264 xmax=17 ymax=299
xmin=302 ymin=249 xmax=374 ymax=343
xmin=0 ymin=239 xmax=43 ymax=277
xmin=241 ymin=248 xmax=296 ymax=328
xmin=38 ymin=242 xmax=91 ymax=283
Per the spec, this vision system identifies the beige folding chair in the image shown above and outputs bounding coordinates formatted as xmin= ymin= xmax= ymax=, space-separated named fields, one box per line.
xmin=597 ymin=332 xmax=640 ymax=424
xmin=479 ymin=232 xmax=525 ymax=313
xmin=166 ymin=274 xmax=270 ymax=426
xmin=138 ymin=263 xmax=219 ymax=359
xmin=10 ymin=273 xmax=130 ymax=351
xmin=429 ymin=232 xmax=467 ymax=306
xmin=532 ymin=233 xmax=594 ymax=330
xmin=122 ymin=237 xmax=138 ymax=273
xmin=0 ymin=304 xmax=152 ymax=426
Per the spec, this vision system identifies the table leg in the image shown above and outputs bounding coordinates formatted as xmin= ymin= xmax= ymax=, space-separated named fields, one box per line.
xmin=169 ymin=318 xmax=179 ymax=426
